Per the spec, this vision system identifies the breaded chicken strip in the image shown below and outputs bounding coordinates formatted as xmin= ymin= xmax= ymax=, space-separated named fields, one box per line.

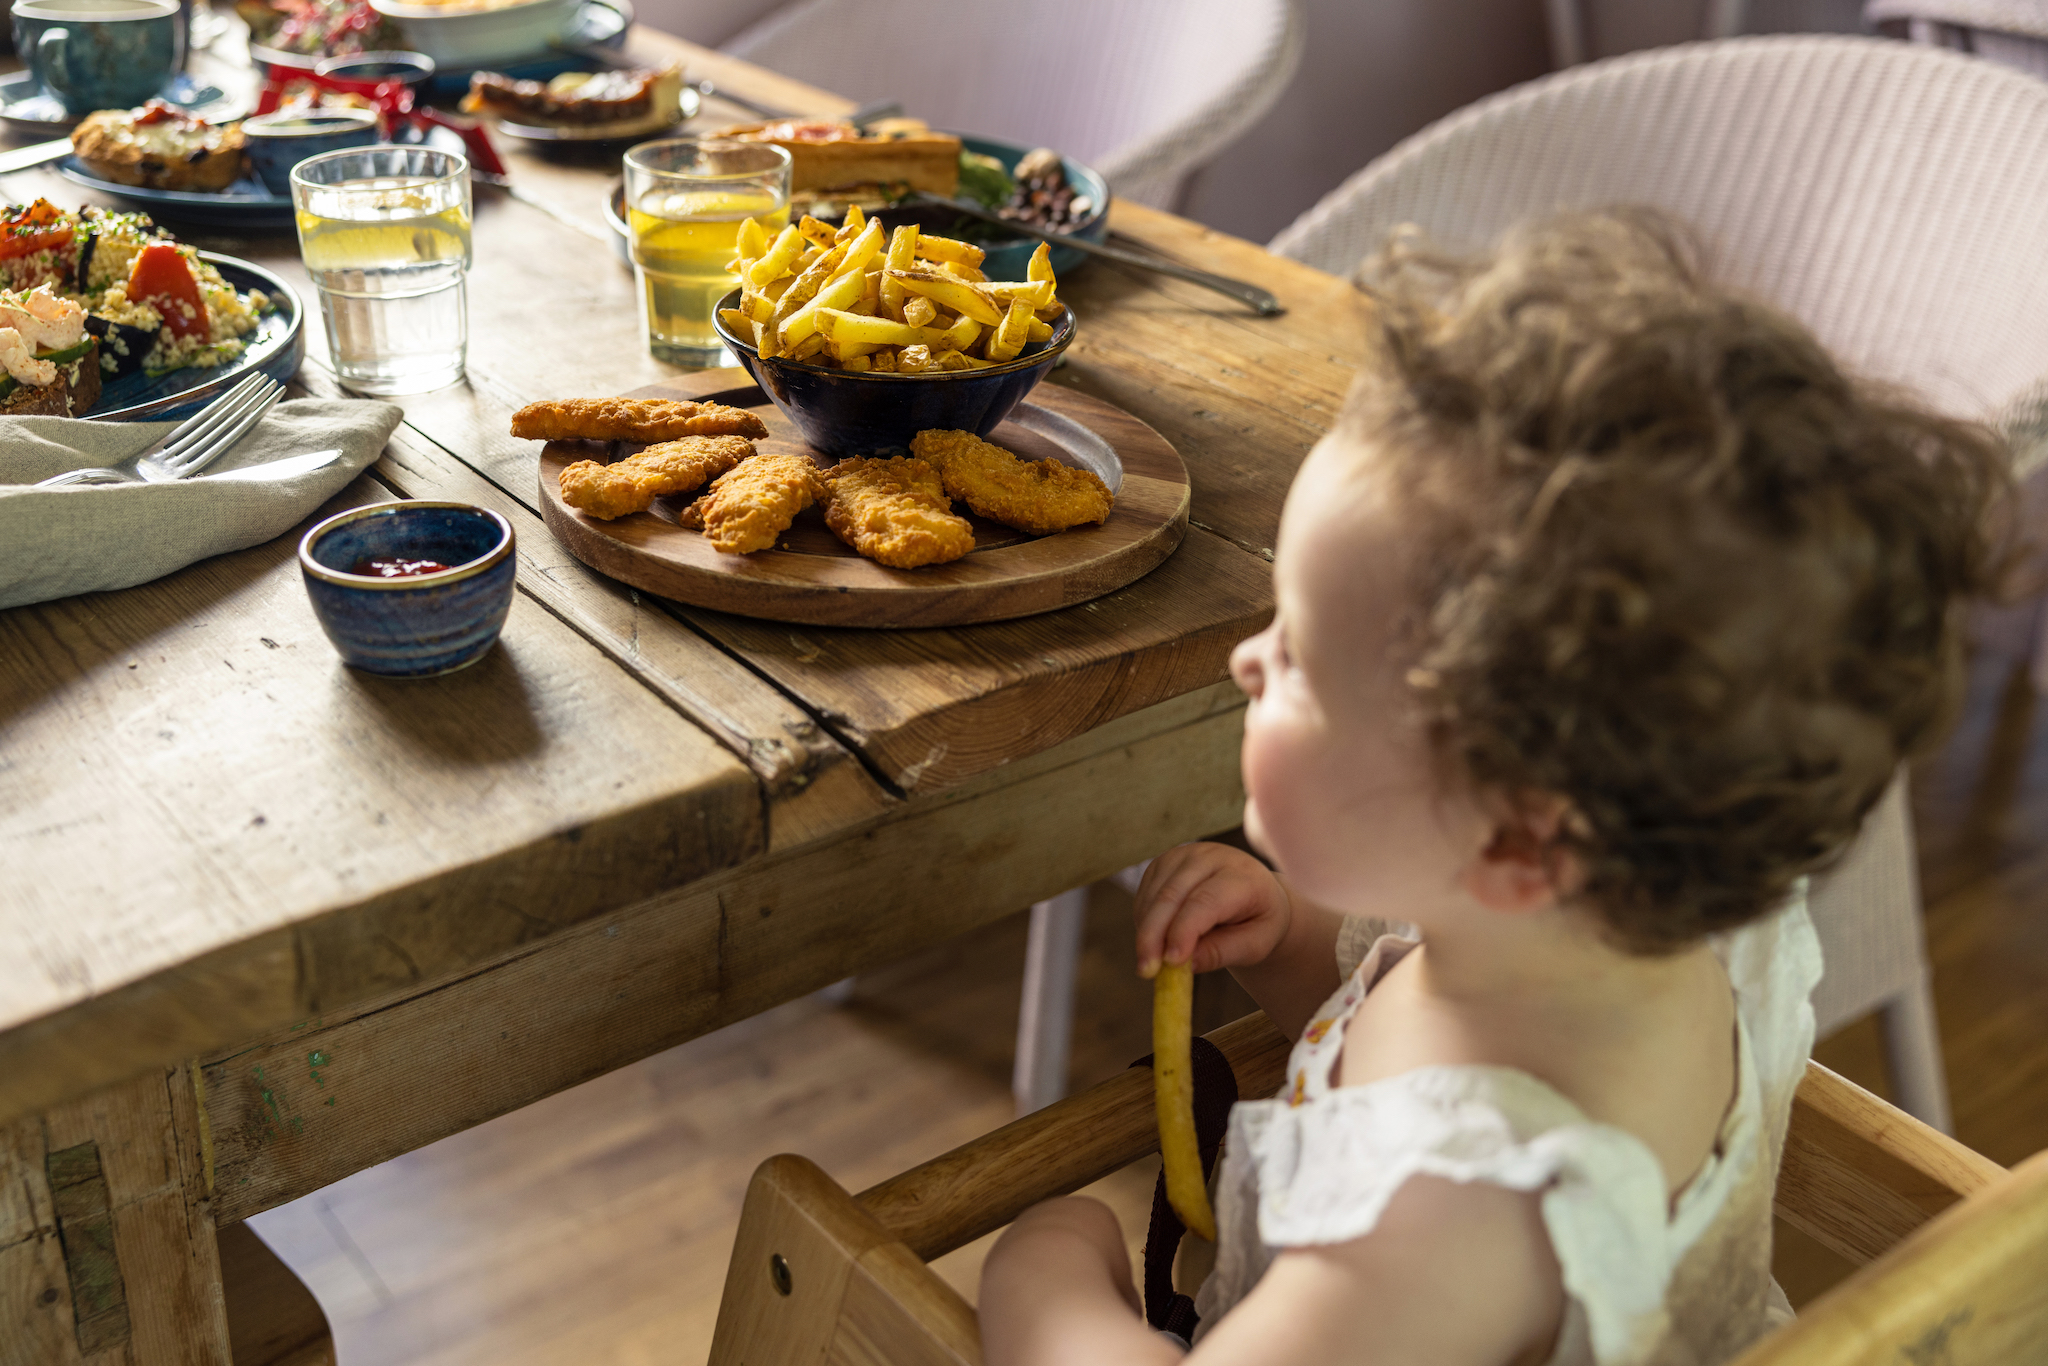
xmin=910 ymin=429 xmax=1112 ymax=536
xmin=557 ymin=434 xmax=756 ymax=521
xmin=512 ymin=396 xmax=768 ymax=443
xmin=822 ymin=457 xmax=975 ymax=569
xmin=683 ymin=451 xmax=824 ymax=554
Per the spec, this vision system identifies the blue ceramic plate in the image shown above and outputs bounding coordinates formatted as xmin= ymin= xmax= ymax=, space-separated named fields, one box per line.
xmin=55 ymin=157 xmax=295 ymax=228
xmin=946 ymin=135 xmax=1109 ymax=281
xmin=90 ymin=253 xmax=305 ymax=421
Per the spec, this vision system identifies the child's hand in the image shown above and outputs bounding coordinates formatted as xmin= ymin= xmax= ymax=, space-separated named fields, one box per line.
xmin=1135 ymin=842 xmax=1291 ymax=979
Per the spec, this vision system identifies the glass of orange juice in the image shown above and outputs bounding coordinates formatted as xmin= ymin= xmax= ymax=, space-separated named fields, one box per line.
xmin=623 ymin=138 xmax=792 ymax=367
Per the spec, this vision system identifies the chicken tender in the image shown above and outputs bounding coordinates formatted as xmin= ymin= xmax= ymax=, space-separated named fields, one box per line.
xmin=822 ymin=457 xmax=975 ymax=569
xmin=686 ymin=451 xmax=825 ymax=554
xmin=909 ymin=428 xmax=1112 ymax=536
xmin=512 ymin=396 xmax=769 ymax=443
xmin=557 ymin=435 xmax=756 ymax=521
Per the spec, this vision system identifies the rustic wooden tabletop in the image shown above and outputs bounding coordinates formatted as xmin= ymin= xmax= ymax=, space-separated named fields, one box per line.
xmin=0 ymin=25 xmax=1367 ymax=1361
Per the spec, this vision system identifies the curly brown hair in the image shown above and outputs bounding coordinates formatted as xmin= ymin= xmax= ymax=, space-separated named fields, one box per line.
xmin=1346 ymin=209 xmax=2012 ymax=953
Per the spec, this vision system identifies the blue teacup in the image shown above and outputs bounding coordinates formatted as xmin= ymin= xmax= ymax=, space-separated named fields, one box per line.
xmin=243 ymin=107 xmax=381 ymax=196
xmin=11 ymin=0 xmax=180 ymax=117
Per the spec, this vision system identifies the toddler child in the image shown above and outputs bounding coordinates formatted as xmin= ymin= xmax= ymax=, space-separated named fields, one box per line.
xmin=978 ymin=210 xmax=2008 ymax=1366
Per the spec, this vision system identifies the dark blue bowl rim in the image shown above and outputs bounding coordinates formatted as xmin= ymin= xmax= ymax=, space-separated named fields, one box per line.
xmin=299 ymin=501 xmax=515 ymax=591
xmin=712 ymin=289 xmax=1075 ymax=381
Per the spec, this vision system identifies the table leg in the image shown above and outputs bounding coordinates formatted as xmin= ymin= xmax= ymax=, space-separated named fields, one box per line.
xmin=0 ymin=1062 xmax=325 ymax=1366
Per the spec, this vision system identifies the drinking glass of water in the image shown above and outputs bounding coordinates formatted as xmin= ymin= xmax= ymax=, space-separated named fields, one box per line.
xmin=291 ymin=146 xmax=473 ymax=396
xmin=623 ymin=138 xmax=791 ymax=367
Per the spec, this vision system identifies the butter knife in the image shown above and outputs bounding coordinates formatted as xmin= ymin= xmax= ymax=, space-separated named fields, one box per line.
xmin=0 ymin=138 xmax=72 ymax=177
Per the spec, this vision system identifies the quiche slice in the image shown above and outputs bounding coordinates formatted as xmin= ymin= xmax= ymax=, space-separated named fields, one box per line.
xmin=71 ymin=102 xmax=246 ymax=193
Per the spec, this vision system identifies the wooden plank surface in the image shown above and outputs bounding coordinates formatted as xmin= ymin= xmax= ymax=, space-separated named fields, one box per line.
xmin=0 ymin=477 xmax=762 ymax=1126
xmin=195 ymin=683 xmax=1245 ymax=1226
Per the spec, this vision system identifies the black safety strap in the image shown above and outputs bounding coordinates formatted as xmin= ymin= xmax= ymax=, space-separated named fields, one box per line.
xmin=1130 ymin=1034 xmax=1239 ymax=1342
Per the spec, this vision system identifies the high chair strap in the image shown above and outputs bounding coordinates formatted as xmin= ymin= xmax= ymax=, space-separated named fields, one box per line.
xmin=1133 ymin=1034 xmax=1240 ymax=1342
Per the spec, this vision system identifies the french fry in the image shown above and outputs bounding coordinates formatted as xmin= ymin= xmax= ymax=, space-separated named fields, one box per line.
xmin=1026 ymin=317 xmax=1054 ymax=343
xmin=869 ymin=348 xmax=897 ymax=372
xmin=815 ymin=309 xmax=948 ymax=348
xmin=932 ymin=349 xmax=973 ymax=371
xmin=885 ymin=223 xmax=920 ymax=271
xmin=753 ymin=316 xmax=779 ymax=359
xmin=774 ymin=241 xmax=850 ymax=326
xmin=1153 ymin=961 xmax=1215 ymax=1241
xmin=829 ymin=336 xmax=882 ymax=361
xmin=832 ymin=219 xmax=886 ymax=279
xmin=890 ymin=269 xmax=1003 ymax=326
xmin=737 ymin=217 xmax=770 ymax=259
xmin=780 ymin=269 xmax=866 ymax=347
xmin=939 ymin=313 xmax=981 ymax=353
xmin=933 ymin=259 xmax=988 ymax=283
xmin=747 ymin=224 xmax=803 ymax=286
xmin=915 ymin=233 xmax=985 ymax=268
xmin=834 ymin=203 xmax=866 ymax=241
xmin=985 ymin=297 xmax=1034 ymax=362
xmin=787 ymin=332 xmax=828 ymax=361
xmin=842 ymin=353 xmax=872 ymax=372
xmin=718 ymin=307 xmax=751 ymax=335
xmin=896 ymin=343 xmax=936 ymax=372
xmin=983 ymin=279 xmax=1056 ymax=309
xmin=902 ymin=295 xmax=937 ymax=328
xmin=797 ymin=215 xmax=838 ymax=249
xmin=1027 ymin=240 xmax=1054 ymax=285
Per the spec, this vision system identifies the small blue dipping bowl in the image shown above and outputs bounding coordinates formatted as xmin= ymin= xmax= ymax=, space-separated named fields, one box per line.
xmin=243 ymin=106 xmax=382 ymax=196
xmin=713 ymin=291 xmax=1076 ymax=459
xmin=299 ymin=502 xmax=515 ymax=677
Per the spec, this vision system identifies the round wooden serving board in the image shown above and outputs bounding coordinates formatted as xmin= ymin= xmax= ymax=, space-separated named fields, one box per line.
xmin=536 ymin=374 xmax=1191 ymax=628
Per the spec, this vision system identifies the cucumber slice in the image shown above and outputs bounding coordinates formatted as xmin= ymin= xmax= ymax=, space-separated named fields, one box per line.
xmin=36 ymin=338 xmax=92 ymax=365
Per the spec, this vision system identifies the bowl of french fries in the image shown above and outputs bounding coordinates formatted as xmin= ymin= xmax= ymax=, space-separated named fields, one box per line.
xmin=712 ymin=204 xmax=1076 ymax=459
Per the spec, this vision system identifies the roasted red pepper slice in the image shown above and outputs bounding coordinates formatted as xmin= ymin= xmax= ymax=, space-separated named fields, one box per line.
xmin=0 ymin=198 xmax=73 ymax=261
xmin=127 ymin=243 xmax=209 ymax=339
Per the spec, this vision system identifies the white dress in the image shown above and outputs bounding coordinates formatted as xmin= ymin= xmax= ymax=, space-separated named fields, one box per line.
xmin=1191 ymin=895 xmax=1822 ymax=1366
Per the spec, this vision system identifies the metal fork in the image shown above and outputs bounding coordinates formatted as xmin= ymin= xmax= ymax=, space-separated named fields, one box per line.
xmin=34 ymin=375 xmax=287 ymax=488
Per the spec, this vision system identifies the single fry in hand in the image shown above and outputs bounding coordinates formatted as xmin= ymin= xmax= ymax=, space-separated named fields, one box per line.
xmin=510 ymin=397 xmax=768 ymax=443
xmin=556 ymin=434 xmax=755 ymax=521
xmin=822 ymin=456 xmax=974 ymax=568
xmin=686 ymin=451 xmax=824 ymax=554
xmin=911 ymin=428 xmax=1112 ymax=535
xmin=1153 ymin=961 xmax=1215 ymax=1241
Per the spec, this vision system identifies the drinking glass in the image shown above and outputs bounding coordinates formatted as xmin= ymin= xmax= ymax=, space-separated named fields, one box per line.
xmin=291 ymin=145 xmax=473 ymax=396
xmin=623 ymin=138 xmax=791 ymax=367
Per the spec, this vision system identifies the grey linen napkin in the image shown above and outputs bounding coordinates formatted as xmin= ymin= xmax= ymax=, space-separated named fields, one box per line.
xmin=0 ymin=398 xmax=404 ymax=610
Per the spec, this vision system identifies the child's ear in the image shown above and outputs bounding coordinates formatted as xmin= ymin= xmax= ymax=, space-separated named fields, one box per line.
xmin=1458 ymin=792 xmax=1586 ymax=914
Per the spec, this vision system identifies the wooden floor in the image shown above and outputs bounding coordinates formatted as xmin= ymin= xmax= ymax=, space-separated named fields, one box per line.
xmin=250 ymin=633 xmax=2047 ymax=1364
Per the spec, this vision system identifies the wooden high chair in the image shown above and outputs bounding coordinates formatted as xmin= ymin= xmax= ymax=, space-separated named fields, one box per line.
xmin=707 ymin=1013 xmax=2044 ymax=1366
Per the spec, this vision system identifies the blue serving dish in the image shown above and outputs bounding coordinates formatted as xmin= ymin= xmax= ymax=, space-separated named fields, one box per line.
xmin=299 ymin=501 xmax=516 ymax=677
xmin=712 ymin=290 xmax=1076 ymax=459
xmin=948 ymin=136 xmax=1109 ymax=281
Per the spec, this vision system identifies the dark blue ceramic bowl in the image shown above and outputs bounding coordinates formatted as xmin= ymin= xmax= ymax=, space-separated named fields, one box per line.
xmin=299 ymin=502 xmax=515 ymax=677
xmin=242 ymin=107 xmax=382 ymax=196
xmin=713 ymin=291 xmax=1076 ymax=459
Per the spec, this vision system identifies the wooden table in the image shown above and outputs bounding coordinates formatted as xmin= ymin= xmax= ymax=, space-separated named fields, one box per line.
xmin=0 ymin=26 xmax=1365 ymax=1363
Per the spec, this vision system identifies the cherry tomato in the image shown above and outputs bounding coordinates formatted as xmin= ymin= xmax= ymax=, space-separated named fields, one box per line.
xmin=127 ymin=243 xmax=209 ymax=339
xmin=0 ymin=199 xmax=73 ymax=261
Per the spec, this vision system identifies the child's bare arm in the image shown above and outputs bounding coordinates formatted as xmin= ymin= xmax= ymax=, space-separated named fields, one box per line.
xmin=1190 ymin=1174 xmax=1563 ymax=1366
xmin=1134 ymin=843 xmax=1343 ymax=1039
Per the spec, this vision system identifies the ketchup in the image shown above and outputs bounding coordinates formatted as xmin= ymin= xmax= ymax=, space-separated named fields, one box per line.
xmin=351 ymin=557 xmax=453 ymax=578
